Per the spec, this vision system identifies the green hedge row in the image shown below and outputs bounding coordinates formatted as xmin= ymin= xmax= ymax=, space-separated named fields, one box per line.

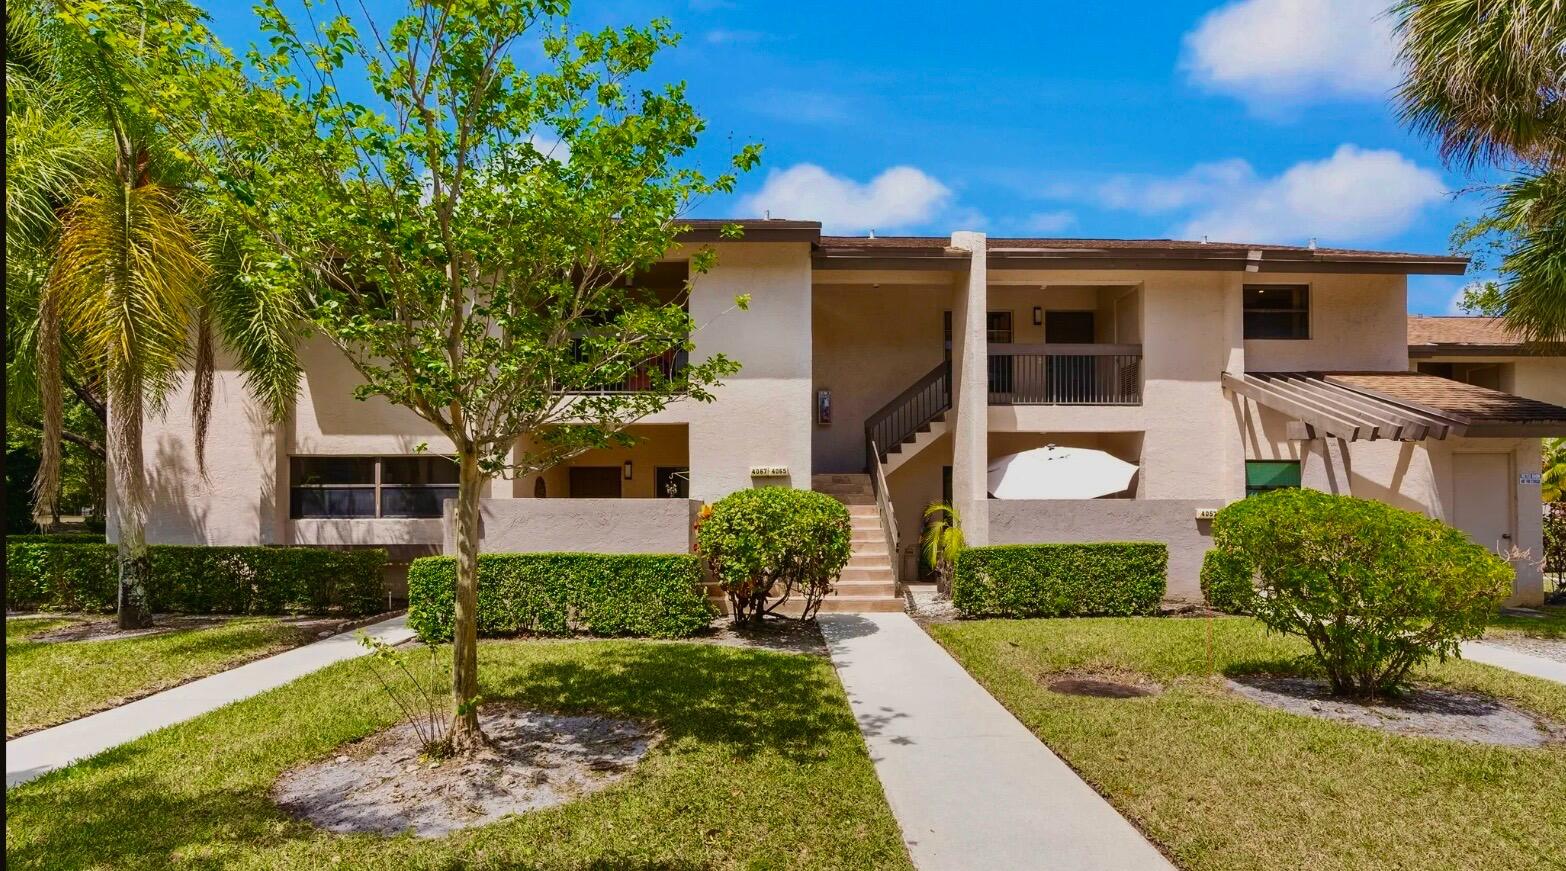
xmin=5 ymin=533 xmax=107 ymax=545
xmin=952 ymin=542 xmax=1167 ymax=618
xmin=408 ymin=553 xmax=712 ymax=641
xmin=4 ymin=542 xmax=387 ymax=615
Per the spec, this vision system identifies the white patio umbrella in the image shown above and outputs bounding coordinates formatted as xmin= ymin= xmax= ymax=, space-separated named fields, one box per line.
xmin=986 ymin=445 xmax=1138 ymax=500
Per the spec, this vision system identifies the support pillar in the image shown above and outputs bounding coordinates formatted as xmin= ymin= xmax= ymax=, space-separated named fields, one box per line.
xmin=950 ymin=231 xmax=989 ymax=545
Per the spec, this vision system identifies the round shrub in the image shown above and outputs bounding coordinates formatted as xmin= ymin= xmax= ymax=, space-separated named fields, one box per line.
xmin=1209 ymin=488 xmax=1513 ymax=698
xmin=696 ymin=487 xmax=852 ymax=623
xmin=1199 ymin=548 xmax=1255 ymax=615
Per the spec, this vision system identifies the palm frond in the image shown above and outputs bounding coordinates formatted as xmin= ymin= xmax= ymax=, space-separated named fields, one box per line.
xmin=1393 ymin=0 xmax=1566 ymax=170
xmin=1492 ymin=172 xmax=1566 ymax=343
xmin=203 ymin=224 xmax=305 ymax=422
xmin=49 ymin=177 xmax=208 ymax=403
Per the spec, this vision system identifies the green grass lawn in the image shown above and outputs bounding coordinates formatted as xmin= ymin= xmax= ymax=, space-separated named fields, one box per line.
xmin=4 ymin=639 xmax=912 ymax=870
xmin=1487 ymin=604 xmax=1566 ymax=640
xmin=932 ymin=617 xmax=1566 ymax=871
xmin=6 ymin=616 xmax=315 ymax=737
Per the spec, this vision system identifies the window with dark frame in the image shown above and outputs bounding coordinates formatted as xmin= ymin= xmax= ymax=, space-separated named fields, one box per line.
xmin=1245 ymin=460 xmax=1301 ymax=497
xmin=289 ymin=456 xmax=457 ymax=519
xmin=1243 ymin=285 xmax=1310 ymax=339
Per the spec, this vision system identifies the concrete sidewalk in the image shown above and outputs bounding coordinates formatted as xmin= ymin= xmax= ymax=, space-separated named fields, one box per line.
xmin=1461 ymin=641 xmax=1566 ymax=685
xmin=6 ymin=614 xmax=415 ymax=789
xmin=820 ymin=613 xmax=1172 ymax=871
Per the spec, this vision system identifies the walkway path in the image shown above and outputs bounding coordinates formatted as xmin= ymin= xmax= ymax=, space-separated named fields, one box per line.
xmin=820 ymin=613 xmax=1172 ymax=871
xmin=6 ymin=614 xmax=414 ymax=789
xmin=1461 ymin=641 xmax=1566 ymax=685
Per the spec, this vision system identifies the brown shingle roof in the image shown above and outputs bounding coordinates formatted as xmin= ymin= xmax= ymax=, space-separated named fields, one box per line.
xmin=1326 ymin=373 xmax=1566 ymax=424
xmin=814 ymin=235 xmax=1467 ymax=274
xmin=1407 ymin=316 xmax=1521 ymax=347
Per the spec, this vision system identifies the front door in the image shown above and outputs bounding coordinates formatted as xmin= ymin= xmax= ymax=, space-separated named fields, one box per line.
xmin=1045 ymin=311 xmax=1096 ymax=402
xmin=1452 ymin=453 xmax=1512 ymax=553
xmin=569 ymin=466 xmax=623 ymax=498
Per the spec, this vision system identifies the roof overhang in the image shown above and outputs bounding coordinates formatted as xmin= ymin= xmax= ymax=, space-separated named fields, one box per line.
xmin=675 ymin=219 xmax=821 ymax=243
xmin=1223 ymin=371 xmax=1566 ymax=441
xmin=987 ymin=248 xmax=1468 ymax=274
xmin=1408 ymin=344 xmax=1556 ymax=358
xmin=812 ymin=246 xmax=972 ymax=271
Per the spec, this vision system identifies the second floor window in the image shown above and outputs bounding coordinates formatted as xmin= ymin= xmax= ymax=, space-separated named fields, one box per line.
xmin=290 ymin=456 xmax=458 ymax=519
xmin=1243 ymin=285 xmax=1310 ymax=340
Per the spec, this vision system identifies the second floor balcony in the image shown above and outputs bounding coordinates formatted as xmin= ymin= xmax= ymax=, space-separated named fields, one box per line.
xmin=987 ymin=344 xmax=1142 ymax=406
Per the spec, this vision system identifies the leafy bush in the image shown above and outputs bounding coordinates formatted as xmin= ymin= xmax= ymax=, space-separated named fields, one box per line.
xmin=1200 ymin=548 xmax=1255 ymax=614
xmin=695 ymin=488 xmax=852 ymax=622
xmin=1545 ymin=502 xmax=1564 ymax=602
xmin=1208 ymin=489 xmax=1512 ymax=698
xmin=952 ymin=543 xmax=1166 ymax=618
xmin=406 ymin=553 xmax=712 ymax=641
xmin=4 ymin=542 xmax=387 ymax=615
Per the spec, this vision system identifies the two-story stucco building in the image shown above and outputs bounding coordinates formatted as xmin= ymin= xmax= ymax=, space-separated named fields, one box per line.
xmin=125 ymin=221 xmax=1566 ymax=608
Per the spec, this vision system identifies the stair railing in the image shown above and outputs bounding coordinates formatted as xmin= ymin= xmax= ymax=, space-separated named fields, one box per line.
xmin=863 ymin=360 xmax=952 ymax=467
xmin=867 ymin=440 xmax=901 ymax=584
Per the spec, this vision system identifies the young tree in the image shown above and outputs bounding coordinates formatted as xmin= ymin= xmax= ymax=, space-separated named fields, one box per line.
xmin=185 ymin=1 xmax=757 ymax=749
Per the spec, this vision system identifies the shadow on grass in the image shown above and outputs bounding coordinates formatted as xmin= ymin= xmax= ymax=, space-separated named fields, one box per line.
xmin=7 ymin=642 xmax=853 ymax=870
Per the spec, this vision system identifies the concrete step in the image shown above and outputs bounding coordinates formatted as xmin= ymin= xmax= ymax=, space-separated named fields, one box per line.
xmin=840 ymin=566 xmax=894 ymax=581
xmin=832 ymin=580 xmax=898 ymax=596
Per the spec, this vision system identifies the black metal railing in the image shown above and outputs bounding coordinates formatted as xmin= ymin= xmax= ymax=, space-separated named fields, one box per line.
xmin=865 ymin=361 xmax=952 ymax=465
xmin=568 ymin=348 xmax=687 ymax=393
xmin=987 ymin=344 xmax=1141 ymax=405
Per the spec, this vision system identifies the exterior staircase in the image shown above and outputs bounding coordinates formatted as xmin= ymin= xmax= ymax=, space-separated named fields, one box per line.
xmin=810 ymin=474 xmax=906 ymax=613
xmin=702 ymin=475 xmax=905 ymax=616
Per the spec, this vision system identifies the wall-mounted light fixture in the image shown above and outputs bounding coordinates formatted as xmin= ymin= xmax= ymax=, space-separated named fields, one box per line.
xmin=1032 ymin=306 xmax=1043 ymax=326
xmin=623 ymin=461 xmax=633 ymax=480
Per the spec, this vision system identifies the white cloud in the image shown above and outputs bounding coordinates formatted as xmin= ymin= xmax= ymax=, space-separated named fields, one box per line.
xmin=1022 ymin=210 xmax=1077 ymax=234
xmin=527 ymin=133 xmax=570 ymax=164
xmin=739 ymin=164 xmax=952 ymax=234
xmin=1182 ymin=0 xmax=1398 ymax=107
xmin=1081 ymin=145 xmax=1445 ymax=245
xmin=705 ymin=28 xmax=764 ymax=45
xmin=749 ymin=89 xmax=853 ymax=125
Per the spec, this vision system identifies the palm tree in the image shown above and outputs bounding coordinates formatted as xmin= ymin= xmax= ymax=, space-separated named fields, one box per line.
xmin=1543 ymin=437 xmax=1566 ymax=503
xmin=7 ymin=2 xmax=302 ymax=627
xmin=1394 ymin=0 xmax=1566 ymax=342
xmin=921 ymin=502 xmax=966 ymax=597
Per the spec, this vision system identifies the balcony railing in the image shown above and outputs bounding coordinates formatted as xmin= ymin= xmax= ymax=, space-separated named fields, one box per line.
xmin=987 ymin=344 xmax=1142 ymax=405
xmin=569 ymin=348 xmax=687 ymax=393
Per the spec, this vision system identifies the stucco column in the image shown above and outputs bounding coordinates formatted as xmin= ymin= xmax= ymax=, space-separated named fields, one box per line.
xmin=950 ymin=231 xmax=989 ymax=545
xmin=1220 ymin=273 xmax=1248 ymax=501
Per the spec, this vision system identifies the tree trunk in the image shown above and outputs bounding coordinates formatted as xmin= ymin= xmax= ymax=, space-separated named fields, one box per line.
xmin=449 ymin=447 xmax=487 ymax=751
xmin=112 ymin=384 xmax=153 ymax=630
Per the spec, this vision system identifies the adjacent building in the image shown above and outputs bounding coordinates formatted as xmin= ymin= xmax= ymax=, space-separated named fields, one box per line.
xmin=123 ymin=223 xmax=1566 ymax=607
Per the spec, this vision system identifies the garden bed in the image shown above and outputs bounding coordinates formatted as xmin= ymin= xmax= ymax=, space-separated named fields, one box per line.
xmin=5 ymin=639 xmax=912 ymax=870
xmin=932 ymin=616 xmax=1566 ymax=871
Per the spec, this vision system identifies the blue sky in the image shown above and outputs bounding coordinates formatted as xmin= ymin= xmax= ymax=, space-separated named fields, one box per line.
xmin=208 ymin=0 xmax=1500 ymax=315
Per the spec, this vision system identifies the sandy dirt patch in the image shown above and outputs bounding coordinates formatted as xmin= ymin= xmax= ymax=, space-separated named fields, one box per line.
xmin=273 ymin=705 xmax=654 ymax=837
xmin=1227 ymin=675 xmax=1564 ymax=747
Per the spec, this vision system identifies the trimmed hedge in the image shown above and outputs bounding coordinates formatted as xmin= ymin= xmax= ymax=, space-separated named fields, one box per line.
xmin=4 ymin=542 xmax=386 ymax=615
xmin=5 ymin=533 xmax=108 ymax=545
xmin=952 ymin=542 xmax=1167 ymax=618
xmin=1199 ymin=548 xmax=1255 ymax=614
xmin=407 ymin=553 xmax=713 ymax=641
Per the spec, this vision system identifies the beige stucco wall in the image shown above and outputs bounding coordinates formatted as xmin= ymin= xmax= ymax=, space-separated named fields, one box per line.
xmin=989 ymin=499 xmax=1224 ymax=601
xmin=118 ymin=354 xmax=284 ymax=547
xmin=1243 ymin=272 xmax=1408 ymax=372
xmin=666 ymin=242 xmax=815 ymax=498
xmin=445 ymin=498 xmax=699 ymax=555
xmin=812 ymin=283 xmax=950 ymax=473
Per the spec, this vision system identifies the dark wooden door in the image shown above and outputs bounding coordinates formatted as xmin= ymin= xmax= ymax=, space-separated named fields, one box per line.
xmin=569 ymin=466 xmax=622 ymax=498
